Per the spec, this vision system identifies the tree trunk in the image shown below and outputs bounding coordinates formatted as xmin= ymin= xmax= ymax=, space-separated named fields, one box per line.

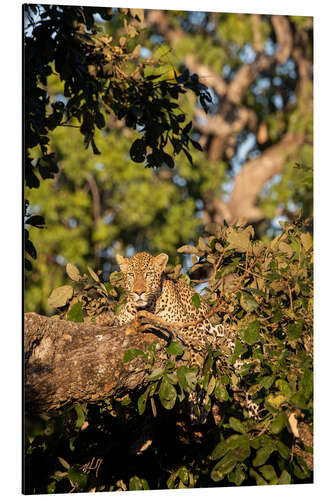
xmin=24 ymin=313 xmax=164 ymax=413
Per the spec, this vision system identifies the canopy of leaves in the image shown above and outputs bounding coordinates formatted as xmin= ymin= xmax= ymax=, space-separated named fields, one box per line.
xmin=24 ymin=4 xmax=211 ymax=187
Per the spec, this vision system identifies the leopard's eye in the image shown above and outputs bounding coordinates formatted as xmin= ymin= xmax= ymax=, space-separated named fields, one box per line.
xmin=127 ymin=273 xmax=134 ymax=278
xmin=145 ymin=271 xmax=154 ymax=278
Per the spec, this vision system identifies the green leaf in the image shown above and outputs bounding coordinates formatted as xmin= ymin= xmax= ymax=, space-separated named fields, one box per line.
xmin=252 ymin=441 xmax=276 ymax=467
xmin=129 ymin=476 xmax=143 ymax=491
xmin=249 ymin=467 xmax=267 ymax=485
xmin=68 ymin=467 xmax=87 ymax=489
xmin=48 ymin=285 xmax=74 ymax=308
xmin=148 ymin=367 xmax=165 ymax=381
xmin=121 ymin=396 xmax=131 ymax=406
xmin=210 ymin=439 xmax=227 ymax=461
xmin=177 ymin=366 xmax=197 ymax=392
xmin=166 ymin=341 xmax=184 ymax=356
xmin=259 ymin=464 xmax=278 ymax=483
xmin=191 ymin=292 xmax=201 ymax=308
xmin=279 ymin=470 xmax=291 ymax=484
xmin=287 ymin=320 xmax=303 ymax=339
xmin=228 ymin=463 xmax=246 ymax=485
xmin=74 ymin=403 xmax=85 ymax=430
xmin=276 ymin=440 xmax=290 ymax=460
xmin=137 ymin=387 xmax=149 ymax=415
xmin=165 ymin=373 xmax=178 ymax=385
xmin=211 ymin=455 xmax=237 ymax=482
xmin=178 ymin=467 xmax=189 ymax=485
xmin=275 ymin=379 xmax=292 ymax=397
xmin=270 ymin=413 xmax=288 ymax=434
xmin=292 ymin=456 xmax=311 ymax=479
xmin=47 ymin=481 xmax=56 ymax=494
xmin=240 ymin=292 xmax=259 ymax=313
xmin=266 ymin=393 xmax=287 ymax=409
xmin=300 ymin=368 xmax=313 ymax=401
xmin=129 ymin=476 xmax=149 ymax=491
xmin=158 ymin=378 xmax=177 ymax=409
xmin=242 ymin=320 xmax=261 ymax=344
xmin=67 ymin=302 xmax=83 ymax=322
xmin=123 ymin=348 xmax=145 ymax=363
xmin=289 ymin=392 xmax=308 ymax=409
xmin=258 ymin=375 xmax=276 ymax=390
xmin=229 ymin=417 xmax=246 ymax=434
xmin=214 ymin=381 xmax=229 ymax=401
xmin=231 ymin=339 xmax=247 ymax=363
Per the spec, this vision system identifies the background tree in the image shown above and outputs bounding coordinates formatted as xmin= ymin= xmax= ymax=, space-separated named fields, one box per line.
xmin=144 ymin=11 xmax=313 ymax=230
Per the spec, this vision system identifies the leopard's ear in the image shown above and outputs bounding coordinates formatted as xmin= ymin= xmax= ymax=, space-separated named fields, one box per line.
xmin=155 ymin=253 xmax=169 ymax=271
xmin=115 ymin=254 xmax=128 ymax=273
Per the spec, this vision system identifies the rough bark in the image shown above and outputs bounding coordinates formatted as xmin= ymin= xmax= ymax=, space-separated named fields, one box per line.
xmin=24 ymin=312 xmax=165 ymax=413
xmin=223 ymin=132 xmax=305 ymax=224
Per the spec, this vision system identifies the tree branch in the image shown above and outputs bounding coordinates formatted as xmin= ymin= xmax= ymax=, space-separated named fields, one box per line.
xmin=85 ymin=172 xmax=101 ymax=227
xmin=225 ymin=132 xmax=305 ymax=223
xmin=24 ymin=312 xmax=165 ymax=413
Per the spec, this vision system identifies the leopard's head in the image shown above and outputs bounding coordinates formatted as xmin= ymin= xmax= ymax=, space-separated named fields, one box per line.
xmin=115 ymin=252 xmax=169 ymax=308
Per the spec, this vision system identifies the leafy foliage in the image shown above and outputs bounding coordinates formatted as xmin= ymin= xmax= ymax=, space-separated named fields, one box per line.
xmin=24 ymin=200 xmax=45 ymax=271
xmin=24 ymin=5 xmax=212 ymax=270
xmin=25 ymin=221 xmax=313 ymax=492
xmin=24 ymin=5 xmax=210 ymax=187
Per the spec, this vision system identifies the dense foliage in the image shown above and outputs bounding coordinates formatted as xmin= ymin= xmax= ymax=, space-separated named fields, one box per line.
xmin=25 ymin=222 xmax=313 ymax=493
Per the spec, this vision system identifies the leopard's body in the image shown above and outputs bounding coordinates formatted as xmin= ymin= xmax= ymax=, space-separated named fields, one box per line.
xmin=97 ymin=252 xmax=225 ymax=361
xmin=97 ymin=251 xmax=260 ymax=421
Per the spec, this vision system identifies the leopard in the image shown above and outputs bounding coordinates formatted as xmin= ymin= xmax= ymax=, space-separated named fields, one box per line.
xmin=96 ymin=251 xmax=226 ymax=363
xmin=96 ymin=252 xmax=260 ymax=423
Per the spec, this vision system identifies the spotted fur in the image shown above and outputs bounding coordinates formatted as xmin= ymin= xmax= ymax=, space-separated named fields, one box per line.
xmin=97 ymin=252 xmax=260 ymax=422
xmin=97 ymin=252 xmax=225 ymax=362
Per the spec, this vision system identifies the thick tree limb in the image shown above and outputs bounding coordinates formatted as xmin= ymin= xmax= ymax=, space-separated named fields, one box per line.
xmin=24 ymin=312 xmax=165 ymax=413
xmin=202 ymin=132 xmax=305 ymax=225
xmin=226 ymin=132 xmax=305 ymax=223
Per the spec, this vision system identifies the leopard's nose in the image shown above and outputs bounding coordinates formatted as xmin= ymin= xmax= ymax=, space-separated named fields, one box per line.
xmin=134 ymin=288 xmax=145 ymax=297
